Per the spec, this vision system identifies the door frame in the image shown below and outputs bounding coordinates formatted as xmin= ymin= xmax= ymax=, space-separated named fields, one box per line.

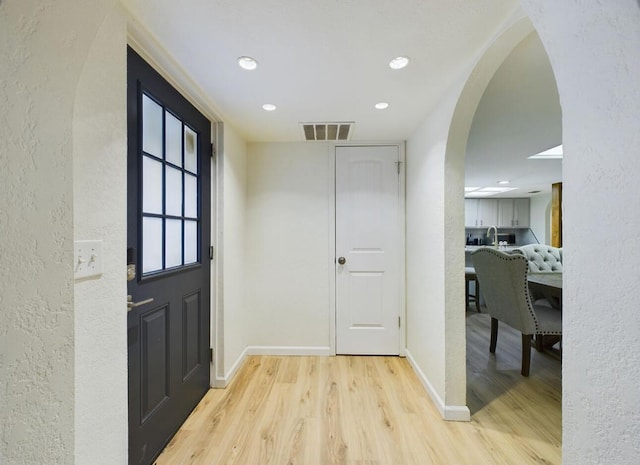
xmin=328 ymin=142 xmax=407 ymax=356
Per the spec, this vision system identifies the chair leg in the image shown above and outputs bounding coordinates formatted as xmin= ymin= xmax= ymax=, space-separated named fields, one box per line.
xmin=535 ymin=334 xmax=544 ymax=352
xmin=521 ymin=334 xmax=532 ymax=377
xmin=489 ymin=318 xmax=498 ymax=353
xmin=475 ymin=279 xmax=481 ymax=312
xmin=465 ymin=278 xmax=470 ymax=311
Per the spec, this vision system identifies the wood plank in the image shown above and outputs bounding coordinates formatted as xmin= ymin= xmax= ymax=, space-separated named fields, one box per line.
xmin=155 ymin=315 xmax=561 ymax=465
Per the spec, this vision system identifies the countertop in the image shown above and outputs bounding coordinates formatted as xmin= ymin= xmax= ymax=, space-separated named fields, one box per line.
xmin=465 ymin=245 xmax=520 ymax=252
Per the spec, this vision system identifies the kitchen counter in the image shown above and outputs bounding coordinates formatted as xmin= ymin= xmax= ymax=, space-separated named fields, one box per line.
xmin=465 ymin=245 xmax=520 ymax=252
xmin=465 ymin=245 xmax=521 ymax=266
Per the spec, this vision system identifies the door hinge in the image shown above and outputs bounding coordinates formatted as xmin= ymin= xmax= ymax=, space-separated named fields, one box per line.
xmin=395 ymin=161 xmax=403 ymax=174
xmin=398 ymin=316 xmax=401 ymax=328
xmin=209 ymin=246 xmax=214 ymax=260
xmin=211 ymin=143 xmax=215 ymax=158
xmin=210 ymin=348 xmax=214 ymax=364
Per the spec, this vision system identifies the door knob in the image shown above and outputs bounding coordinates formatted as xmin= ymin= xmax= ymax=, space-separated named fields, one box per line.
xmin=337 ymin=257 xmax=346 ymax=265
xmin=127 ymin=294 xmax=154 ymax=311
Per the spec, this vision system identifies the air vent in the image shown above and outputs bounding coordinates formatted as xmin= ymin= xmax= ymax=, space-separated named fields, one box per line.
xmin=300 ymin=122 xmax=353 ymax=141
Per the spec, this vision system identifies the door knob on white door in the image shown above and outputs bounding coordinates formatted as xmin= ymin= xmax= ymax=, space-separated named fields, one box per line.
xmin=338 ymin=257 xmax=346 ymax=265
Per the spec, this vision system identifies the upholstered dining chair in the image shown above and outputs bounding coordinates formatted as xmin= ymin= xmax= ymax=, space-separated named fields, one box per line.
xmin=471 ymin=248 xmax=562 ymax=376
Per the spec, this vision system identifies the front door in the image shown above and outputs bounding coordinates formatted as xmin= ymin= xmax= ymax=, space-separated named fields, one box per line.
xmin=335 ymin=145 xmax=402 ymax=355
xmin=127 ymin=47 xmax=211 ymax=465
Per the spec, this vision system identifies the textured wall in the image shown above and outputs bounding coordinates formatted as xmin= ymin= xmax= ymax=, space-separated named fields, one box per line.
xmin=519 ymin=1 xmax=640 ymax=464
xmin=72 ymin=5 xmax=127 ymax=465
xmin=0 ymin=0 xmax=113 ymax=463
xmin=406 ymin=12 xmax=532 ymax=416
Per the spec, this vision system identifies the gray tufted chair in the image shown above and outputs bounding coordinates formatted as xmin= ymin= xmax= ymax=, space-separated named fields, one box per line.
xmin=513 ymin=244 xmax=563 ymax=273
xmin=471 ymin=248 xmax=562 ymax=376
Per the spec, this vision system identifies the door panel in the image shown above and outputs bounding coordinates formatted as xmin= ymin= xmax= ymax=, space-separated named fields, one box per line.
xmin=127 ymin=47 xmax=211 ymax=465
xmin=335 ymin=145 xmax=401 ymax=355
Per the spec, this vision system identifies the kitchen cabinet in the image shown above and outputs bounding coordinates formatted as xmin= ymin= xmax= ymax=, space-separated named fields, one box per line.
xmin=498 ymin=198 xmax=530 ymax=228
xmin=465 ymin=199 xmax=498 ymax=227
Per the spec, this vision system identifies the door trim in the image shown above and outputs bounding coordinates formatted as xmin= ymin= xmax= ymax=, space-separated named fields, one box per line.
xmin=329 ymin=142 xmax=406 ymax=356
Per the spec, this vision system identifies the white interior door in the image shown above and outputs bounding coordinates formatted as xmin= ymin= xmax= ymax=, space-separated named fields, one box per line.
xmin=335 ymin=145 xmax=401 ymax=355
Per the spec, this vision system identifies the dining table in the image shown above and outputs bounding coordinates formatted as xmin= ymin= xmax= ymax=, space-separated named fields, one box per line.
xmin=527 ymin=272 xmax=562 ymax=309
xmin=527 ymin=272 xmax=562 ymax=356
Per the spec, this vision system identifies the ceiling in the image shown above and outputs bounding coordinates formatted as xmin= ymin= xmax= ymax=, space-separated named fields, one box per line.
xmin=122 ymin=0 xmax=561 ymax=195
xmin=466 ymin=32 xmax=562 ymax=197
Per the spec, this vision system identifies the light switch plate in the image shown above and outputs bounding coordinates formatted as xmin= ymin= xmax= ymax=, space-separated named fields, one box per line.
xmin=74 ymin=240 xmax=103 ymax=280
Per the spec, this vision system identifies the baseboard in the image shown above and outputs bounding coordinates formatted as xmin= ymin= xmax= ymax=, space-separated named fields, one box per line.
xmin=212 ymin=345 xmax=332 ymax=388
xmin=212 ymin=346 xmax=249 ymax=388
xmin=246 ymin=345 xmax=332 ymax=356
xmin=405 ymin=349 xmax=471 ymax=422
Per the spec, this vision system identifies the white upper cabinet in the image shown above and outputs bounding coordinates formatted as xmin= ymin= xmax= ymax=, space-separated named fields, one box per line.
xmin=465 ymin=199 xmax=498 ymax=227
xmin=498 ymin=198 xmax=530 ymax=228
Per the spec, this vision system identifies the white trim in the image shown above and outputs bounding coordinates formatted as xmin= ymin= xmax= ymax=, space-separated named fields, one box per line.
xmin=405 ymin=350 xmax=471 ymax=422
xmin=327 ymin=145 xmax=337 ymax=356
xmin=214 ymin=346 xmax=333 ymax=388
xmin=213 ymin=345 xmax=248 ymax=388
xmin=125 ymin=10 xmax=222 ymax=124
xmin=397 ymin=142 xmax=407 ymax=356
xmin=212 ymin=122 xmax=226 ymax=387
xmin=246 ymin=346 xmax=332 ymax=356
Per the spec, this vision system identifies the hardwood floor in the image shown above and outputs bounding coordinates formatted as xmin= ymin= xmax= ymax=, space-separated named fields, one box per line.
xmin=155 ymin=313 xmax=561 ymax=465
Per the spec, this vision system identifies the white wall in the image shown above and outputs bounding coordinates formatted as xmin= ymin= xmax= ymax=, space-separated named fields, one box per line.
xmin=245 ymin=142 xmax=331 ymax=353
xmin=0 ymin=0 xmax=120 ymax=463
xmin=218 ymin=123 xmax=250 ymax=382
xmin=73 ymin=5 xmax=128 ymax=465
xmin=518 ymin=2 xmax=640 ymax=464
xmin=528 ymin=193 xmax=551 ymax=244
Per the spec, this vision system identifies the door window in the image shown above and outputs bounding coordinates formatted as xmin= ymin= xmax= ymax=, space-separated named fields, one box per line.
xmin=141 ymin=92 xmax=200 ymax=275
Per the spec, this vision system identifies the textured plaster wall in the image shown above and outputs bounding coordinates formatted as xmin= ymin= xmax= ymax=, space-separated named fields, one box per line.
xmin=220 ymin=124 xmax=249 ymax=379
xmin=72 ymin=5 xmax=127 ymax=465
xmin=0 ymin=0 xmax=114 ymax=463
xmin=519 ymin=1 xmax=640 ymax=464
xmin=406 ymin=13 xmax=532 ymax=415
xmin=245 ymin=142 xmax=331 ymax=350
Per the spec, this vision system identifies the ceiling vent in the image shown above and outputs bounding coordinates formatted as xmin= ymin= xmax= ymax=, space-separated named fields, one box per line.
xmin=300 ymin=122 xmax=354 ymax=141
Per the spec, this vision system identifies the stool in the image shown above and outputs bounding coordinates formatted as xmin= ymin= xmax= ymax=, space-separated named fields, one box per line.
xmin=465 ymin=267 xmax=481 ymax=312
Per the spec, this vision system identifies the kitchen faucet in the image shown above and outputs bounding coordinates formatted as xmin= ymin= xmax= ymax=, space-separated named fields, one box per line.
xmin=487 ymin=225 xmax=498 ymax=249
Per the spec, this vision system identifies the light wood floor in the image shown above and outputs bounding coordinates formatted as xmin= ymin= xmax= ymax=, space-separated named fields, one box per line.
xmin=155 ymin=312 xmax=561 ymax=465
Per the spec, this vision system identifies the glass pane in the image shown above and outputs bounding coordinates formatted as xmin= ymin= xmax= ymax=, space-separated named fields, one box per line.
xmin=184 ymin=220 xmax=198 ymax=264
xmin=165 ymin=219 xmax=183 ymax=268
xmin=165 ymin=167 xmax=182 ymax=217
xmin=184 ymin=126 xmax=198 ymax=174
xmin=184 ymin=174 xmax=198 ymax=218
xmin=142 ymin=217 xmax=163 ymax=273
xmin=165 ymin=111 xmax=182 ymax=167
xmin=142 ymin=94 xmax=163 ymax=158
xmin=142 ymin=156 xmax=163 ymax=215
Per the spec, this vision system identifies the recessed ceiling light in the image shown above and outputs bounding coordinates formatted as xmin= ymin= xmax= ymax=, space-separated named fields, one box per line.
xmin=375 ymin=102 xmax=389 ymax=110
xmin=238 ymin=56 xmax=258 ymax=71
xmin=528 ymin=144 xmax=563 ymax=159
xmin=389 ymin=56 xmax=409 ymax=70
xmin=498 ymin=180 xmax=510 ymax=184
xmin=262 ymin=103 xmax=277 ymax=111
xmin=465 ymin=186 xmax=518 ymax=197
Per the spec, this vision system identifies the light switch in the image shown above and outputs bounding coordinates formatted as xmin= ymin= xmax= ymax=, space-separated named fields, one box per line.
xmin=74 ymin=240 xmax=103 ymax=280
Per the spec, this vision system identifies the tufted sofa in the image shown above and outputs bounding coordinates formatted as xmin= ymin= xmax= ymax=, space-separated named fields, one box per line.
xmin=513 ymin=244 xmax=563 ymax=273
